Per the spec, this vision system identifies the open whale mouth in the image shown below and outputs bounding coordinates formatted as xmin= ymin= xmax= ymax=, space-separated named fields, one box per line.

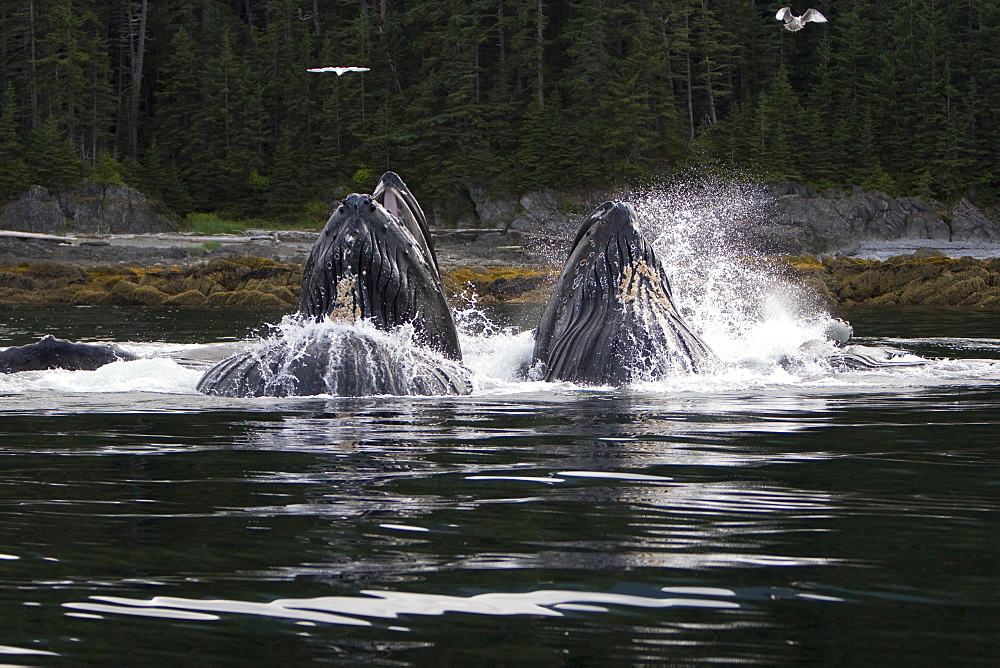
xmin=372 ymin=171 xmax=439 ymax=275
xmin=298 ymin=174 xmax=461 ymax=361
xmin=532 ymin=200 xmax=714 ymax=385
xmin=196 ymin=172 xmax=469 ymax=398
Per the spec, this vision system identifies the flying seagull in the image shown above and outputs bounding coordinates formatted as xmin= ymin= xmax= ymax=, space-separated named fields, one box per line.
xmin=775 ymin=7 xmax=827 ymax=31
xmin=307 ymin=66 xmax=370 ymax=75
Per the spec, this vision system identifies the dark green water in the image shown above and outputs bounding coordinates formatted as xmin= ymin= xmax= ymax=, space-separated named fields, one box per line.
xmin=0 ymin=306 xmax=998 ymax=664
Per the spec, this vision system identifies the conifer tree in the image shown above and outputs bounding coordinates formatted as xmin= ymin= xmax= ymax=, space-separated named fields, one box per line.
xmin=0 ymin=0 xmax=998 ymax=219
xmin=26 ymin=117 xmax=83 ymax=190
xmin=754 ymin=67 xmax=807 ymax=182
xmin=0 ymin=83 xmax=31 ymax=202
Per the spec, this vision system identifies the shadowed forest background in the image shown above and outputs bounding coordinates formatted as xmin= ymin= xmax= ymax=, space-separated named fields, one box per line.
xmin=0 ymin=0 xmax=997 ymax=224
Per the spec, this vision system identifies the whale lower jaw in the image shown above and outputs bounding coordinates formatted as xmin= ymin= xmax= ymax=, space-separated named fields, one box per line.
xmin=196 ymin=328 xmax=472 ymax=398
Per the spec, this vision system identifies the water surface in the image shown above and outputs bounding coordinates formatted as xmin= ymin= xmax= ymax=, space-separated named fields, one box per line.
xmin=0 ymin=305 xmax=998 ymax=664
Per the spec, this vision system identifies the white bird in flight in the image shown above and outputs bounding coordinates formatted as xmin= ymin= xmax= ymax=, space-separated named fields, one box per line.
xmin=775 ymin=7 xmax=827 ymax=31
xmin=307 ymin=66 xmax=370 ymax=75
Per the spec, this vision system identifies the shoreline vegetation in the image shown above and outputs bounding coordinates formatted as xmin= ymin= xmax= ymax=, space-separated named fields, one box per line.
xmin=3 ymin=249 xmax=1000 ymax=310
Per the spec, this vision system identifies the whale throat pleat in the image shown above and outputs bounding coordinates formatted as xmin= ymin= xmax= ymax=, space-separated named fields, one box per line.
xmin=534 ymin=201 xmax=714 ymax=385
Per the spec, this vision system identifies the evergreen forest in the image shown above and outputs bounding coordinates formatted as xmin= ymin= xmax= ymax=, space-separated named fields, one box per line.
xmin=0 ymin=0 xmax=998 ymax=224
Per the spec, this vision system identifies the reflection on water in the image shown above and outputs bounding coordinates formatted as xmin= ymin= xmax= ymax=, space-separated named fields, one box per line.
xmin=66 ymin=587 xmax=741 ymax=627
xmin=0 ymin=306 xmax=999 ymax=663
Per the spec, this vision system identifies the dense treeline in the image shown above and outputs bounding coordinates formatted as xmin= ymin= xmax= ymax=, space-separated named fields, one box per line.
xmin=0 ymin=0 xmax=997 ymax=224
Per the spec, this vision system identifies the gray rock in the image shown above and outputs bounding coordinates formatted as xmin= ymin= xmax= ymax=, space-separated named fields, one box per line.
xmin=60 ymin=182 xmax=177 ymax=234
xmin=0 ymin=186 xmax=66 ymax=233
xmin=468 ymin=183 xmax=518 ymax=230
xmin=468 ymin=184 xmax=599 ymax=239
xmin=950 ymin=198 xmax=1000 ymax=243
xmin=912 ymin=246 xmax=947 ymax=259
xmin=509 ymin=215 xmax=537 ymax=232
xmin=1 ymin=182 xmax=177 ymax=235
xmin=750 ymin=185 xmax=1000 ymax=253
xmin=518 ymin=190 xmax=561 ymax=227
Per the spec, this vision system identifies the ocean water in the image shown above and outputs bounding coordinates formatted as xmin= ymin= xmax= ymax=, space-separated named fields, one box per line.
xmin=0 ymin=302 xmax=998 ymax=664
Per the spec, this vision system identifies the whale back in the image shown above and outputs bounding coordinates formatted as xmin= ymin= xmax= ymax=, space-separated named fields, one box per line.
xmin=533 ymin=202 xmax=713 ymax=385
xmin=0 ymin=335 xmax=138 ymax=373
xmin=298 ymin=174 xmax=461 ymax=360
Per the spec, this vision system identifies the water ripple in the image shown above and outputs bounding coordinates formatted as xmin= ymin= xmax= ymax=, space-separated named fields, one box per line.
xmin=64 ymin=587 xmax=740 ymax=628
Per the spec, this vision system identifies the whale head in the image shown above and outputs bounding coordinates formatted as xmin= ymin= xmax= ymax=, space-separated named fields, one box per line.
xmin=532 ymin=201 xmax=713 ymax=385
xmin=298 ymin=173 xmax=461 ymax=360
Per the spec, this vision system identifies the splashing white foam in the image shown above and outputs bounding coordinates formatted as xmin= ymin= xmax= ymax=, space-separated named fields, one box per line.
xmin=628 ymin=179 xmax=834 ymax=372
xmin=453 ymin=292 xmax=539 ymax=392
xmin=1 ymin=358 xmax=204 ymax=394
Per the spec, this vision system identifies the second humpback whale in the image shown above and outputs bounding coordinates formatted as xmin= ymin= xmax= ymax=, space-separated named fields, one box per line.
xmin=0 ymin=335 xmax=138 ymax=373
xmin=197 ymin=172 xmax=472 ymax=397
xmin=532 ymin=201 xmax=714 ymax=385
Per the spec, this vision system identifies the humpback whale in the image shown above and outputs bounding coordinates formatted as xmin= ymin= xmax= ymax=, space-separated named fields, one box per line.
xmin=0 ymin=335 xmax=138 ymax=373
xmin=297 ymin=172 xmax=459 ymax=359
xmin=532 ymin=201 xmax=714 ymax=385
xmin=197 ymin=172 xmax=472 ymax=397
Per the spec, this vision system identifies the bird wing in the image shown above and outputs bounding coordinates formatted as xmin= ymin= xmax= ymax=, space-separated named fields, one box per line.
xmin=307 ymin=66 xmax=370 ymax=74
xmin=801 ymin=9 xmax=827 ymax=23
xmin=775 ymin=7 xmax=793 ymax=21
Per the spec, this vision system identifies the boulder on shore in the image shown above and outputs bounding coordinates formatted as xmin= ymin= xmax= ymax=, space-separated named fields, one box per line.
xmin=783 ymin=251 xmax=1000 ymax=307
xmin=748 ymin=184 xmax=1000 ymax=254
xmin=0 ymin=182 xmax=178 ymax=235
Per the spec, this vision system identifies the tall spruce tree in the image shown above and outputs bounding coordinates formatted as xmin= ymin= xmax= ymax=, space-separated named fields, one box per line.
xmin=0 ymin=83 xmax=31 ymax=202
xmin=26 ymin=116 xmax=82 ymax=190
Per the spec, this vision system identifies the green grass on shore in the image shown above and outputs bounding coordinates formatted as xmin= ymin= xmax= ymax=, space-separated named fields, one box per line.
xmin=182 ymin=211 xmax=326 ymax=236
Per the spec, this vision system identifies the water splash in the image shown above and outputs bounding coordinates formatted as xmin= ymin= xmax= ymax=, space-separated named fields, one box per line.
xmin=453 ymin=291 xmax=537 ymax=390
xmin=227 ymin=315 xmax=472 ymax=397
xmin=0 ymin=357 xmax=203 ymax=394
xmin=628 ymin=179 xmax=832 ymax=371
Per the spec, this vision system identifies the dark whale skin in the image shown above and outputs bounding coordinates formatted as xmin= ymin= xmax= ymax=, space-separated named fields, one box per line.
xmin=197 ymin=172 xmax=470 ymax=398
xmin=533 ymin=201 xmax=713 ymax=385
xmin=0 ymin=335 xmax=138 ymax=373
xmin=297 ymin=179 xmax=461 ymax=361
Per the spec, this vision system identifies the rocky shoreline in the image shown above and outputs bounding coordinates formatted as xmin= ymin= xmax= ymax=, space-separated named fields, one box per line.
xmin=2 ymin=228 xmax=1000 ymax=309
xmin=784 ymin=250 xmax=1000 ymax=308
xmin=7 ymin=180 xmax=1000 ymax=256
xmin=4 ymin=178 xmax=1000 ymax=309
xmin=0 ymin=228 xmax=558 ymax=309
